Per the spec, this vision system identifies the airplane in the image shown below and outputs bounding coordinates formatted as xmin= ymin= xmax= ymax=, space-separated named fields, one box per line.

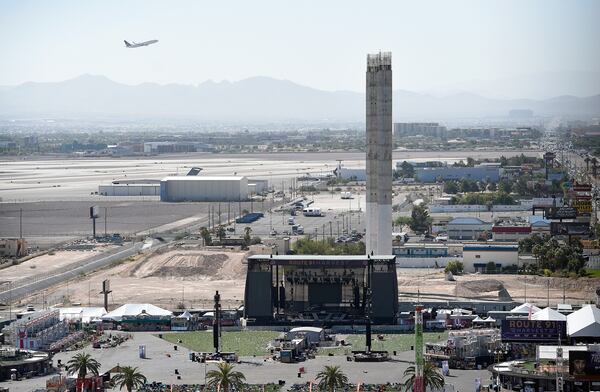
xmin=124 ymin=39 xmax=158 ymax=48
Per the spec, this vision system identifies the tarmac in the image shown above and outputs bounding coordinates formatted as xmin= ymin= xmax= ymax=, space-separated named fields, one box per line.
xmin=0 ymin=331 xmax=492 ymax=392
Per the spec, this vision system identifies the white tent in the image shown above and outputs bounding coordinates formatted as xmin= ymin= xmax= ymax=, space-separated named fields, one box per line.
xmin=568 ymin=305 xmax=600 ymax=338
xmin=511 ymin=303 xmax=542 ymax=314
xmin=176 ymin=311 xmax=193 ymax=319
xmin=102 ymin=304 xmax=172 ymax=322
xmin=472 ymin=316 xmax=485 ymax=323
xmin=59 ymin=307 xmax=107 ymax=323
xmin=532 ymin=307 xmax=567 ymax=321
xmin=484 ymin=316 xmax=496 ymax=323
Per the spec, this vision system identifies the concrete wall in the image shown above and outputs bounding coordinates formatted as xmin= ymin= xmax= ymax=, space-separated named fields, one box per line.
xmin=394 ymin=256 xmax=459 ymax=268
xmin=99 ymin=184 xmax=160 ymax=196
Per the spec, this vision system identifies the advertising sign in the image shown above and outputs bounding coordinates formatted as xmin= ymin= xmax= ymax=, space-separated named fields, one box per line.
xmin=545 ymin=206 xmax=577 ymax=220
xmin=573 ymin=184 xmax=592 ymax=193
xmin=573 ymin=200 xmax=593 ymax=214
xmin=501 ymin=319 xmax=567 ymax=342
xmin=551 ymin=222 xmax=591 ymax=236
xmin=570 ymin=351 xmax=600 ymax=380
xmin=89 ymin=205 xmax=99 ymax=219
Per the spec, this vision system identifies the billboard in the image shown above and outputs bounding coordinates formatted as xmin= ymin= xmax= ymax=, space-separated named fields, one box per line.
xmin=570 ymin=350 xmax=600 ymax=380
xmin=501 ymin=319 xmax=567 ymax=342
xmin=545 ymin=206 xmax=577 ymax=220
xmin=90 ymin=205 xmax=99 ymax=219
xmin=573 ymin=200 xmax=593 ymax=214
xmin=551 ymin=222 xmax=591 ymax=236
xmin=573 ymin=184 xmax=592 ymax=193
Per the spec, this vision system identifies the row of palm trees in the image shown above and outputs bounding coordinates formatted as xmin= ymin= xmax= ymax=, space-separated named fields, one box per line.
xmin=66 ymin=353 xmax=445 ymax=392
xmin=66 ymin=353 xmax=147 ymax=392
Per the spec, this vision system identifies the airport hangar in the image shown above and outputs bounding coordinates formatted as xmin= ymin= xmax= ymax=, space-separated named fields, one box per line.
xmin=244 ymin=255 xmax=398 ymax=325
xmin=99 ymin=176 xmax=268 ymax=201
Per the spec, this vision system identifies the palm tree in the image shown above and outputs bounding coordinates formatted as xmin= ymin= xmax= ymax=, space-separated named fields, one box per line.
xmin=585 ymin=157 xmax=591 ymax=172
xmin=316 ymin=365 xmax=348 ymax=392
xmin=66 ymin=353 xmax=101 ymax=379
xmin=112 ymin=366 xmax=147 ymax=392
xmin=217 ymin=225 xmax=226 ymax=242
xmin=401 ymin=362 xmax=445 ymax=392
xmin=244 ymin=227 xmax=252 ymax=245
xmin=206 ymin=362 xmax=246 ymax=392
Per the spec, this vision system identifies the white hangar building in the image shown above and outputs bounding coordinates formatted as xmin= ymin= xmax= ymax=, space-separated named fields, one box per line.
xmin=160 ymin=176 xmax=249 ymax=202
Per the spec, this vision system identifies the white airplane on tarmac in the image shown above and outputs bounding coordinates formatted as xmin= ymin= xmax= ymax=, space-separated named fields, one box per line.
xmin=124 ymin=39 xmax=158 ymax=48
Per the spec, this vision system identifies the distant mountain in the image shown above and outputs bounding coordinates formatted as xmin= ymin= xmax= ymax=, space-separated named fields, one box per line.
xmin=0 ymin=74 xmax=598 ymax=121
xmin=423 ymin=70 xmax=600 ymax=100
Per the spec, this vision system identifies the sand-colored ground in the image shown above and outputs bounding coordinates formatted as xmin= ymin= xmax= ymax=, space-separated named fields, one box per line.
xmin=0 ymin=249 xmax=107 ymax=282
xmin=397 ymin=268 xmax=600 ymax=305
xmin=24 ymin=246 xmax=249 ymax=310
xmin=16 ymin=245 xmax=600 ymax=311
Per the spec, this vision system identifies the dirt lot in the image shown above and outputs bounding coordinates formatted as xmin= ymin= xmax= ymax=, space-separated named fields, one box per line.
xmin=21 ymin=245 xmax=249 ymax=310
xmin=397 ymin=268 xmax=600 ymax=305
xmin=15 ymin=246 xmax=600 ymax=311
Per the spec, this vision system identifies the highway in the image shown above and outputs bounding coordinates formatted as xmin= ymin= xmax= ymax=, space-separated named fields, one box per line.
xmin=0 ymin=242 xmax=144 ymax=304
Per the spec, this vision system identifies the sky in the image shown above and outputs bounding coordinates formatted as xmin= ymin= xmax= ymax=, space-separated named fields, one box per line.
xmin=1 ymin=0 xmax=599 ymax=97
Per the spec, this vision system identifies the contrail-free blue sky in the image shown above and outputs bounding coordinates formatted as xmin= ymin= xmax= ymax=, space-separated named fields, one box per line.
xmin=1 ymin=0 xmax=599 ymax=96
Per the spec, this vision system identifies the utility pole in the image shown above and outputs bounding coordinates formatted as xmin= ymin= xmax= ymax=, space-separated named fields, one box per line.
xmin=19 ymin=208 xmax=23 ymax=239
xmin=104 ymin=207 xmax=108 ymax=237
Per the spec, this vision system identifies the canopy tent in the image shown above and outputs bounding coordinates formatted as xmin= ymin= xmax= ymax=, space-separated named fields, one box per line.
xmin=175 ymin=310 xmax=193 ymax=319
xmin=567 ymin=305 xmax=600 ymax=338
xmin=483 ymin=316 xmax=496 ymax=323
xmin=59 ymin=307 xmax=107 ymax=323
xmin=102 ymin=304 xmax=172 ymax=322
xmin=511 ymin=303 xmax=541 ymax=314
xmin=531 ymin=307 xmax=567 ymax=321
xmin=472 ymin=316 xmax=485 ymax=323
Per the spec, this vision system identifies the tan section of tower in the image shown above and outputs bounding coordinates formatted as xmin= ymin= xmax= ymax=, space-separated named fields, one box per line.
xmin=365 ymin=52 xmax=392 ymax=256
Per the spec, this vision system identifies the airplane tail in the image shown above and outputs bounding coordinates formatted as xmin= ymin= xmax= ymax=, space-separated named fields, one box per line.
xmin=124 ymin=40 xmax=132 ymax=47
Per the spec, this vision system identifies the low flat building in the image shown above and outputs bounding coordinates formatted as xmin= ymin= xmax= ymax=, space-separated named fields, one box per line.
xmin=160 ymin=176 xmax=248 ymax=202
xmin=462 ymin=243 xmax=519 ymax=273
xmin=415 ymin=164 xmax=500 ymax=183
xmin=448 ymin=217 xmax=492 ymax=240
xmin=491 ymin=225 xmax=532 ymax=242
xmin=0 ymin=238 xmax=27 ymax=257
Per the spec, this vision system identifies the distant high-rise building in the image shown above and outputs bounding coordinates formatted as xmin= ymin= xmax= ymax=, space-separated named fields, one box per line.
xmin=366 ymin=52 xmax=392 ymax=256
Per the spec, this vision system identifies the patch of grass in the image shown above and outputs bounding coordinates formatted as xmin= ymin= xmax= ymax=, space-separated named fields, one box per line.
xmin=585 ymin=269 xmax=600 ymax=278
xmin=317 ymin=331 xmax=449 ymax=356
xmin=161 ymin=330 xmax=449 ymax=357
xmin=161 ymin=331 xmax=281 ymax=356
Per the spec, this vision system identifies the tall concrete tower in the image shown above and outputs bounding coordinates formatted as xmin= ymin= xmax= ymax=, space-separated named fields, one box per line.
xmin=366 ymin=52 xmax=392 ymax=256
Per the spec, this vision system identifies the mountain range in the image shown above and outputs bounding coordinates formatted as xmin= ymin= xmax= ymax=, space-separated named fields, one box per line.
xmin=0 ymin=74 xmax=598 ymax=121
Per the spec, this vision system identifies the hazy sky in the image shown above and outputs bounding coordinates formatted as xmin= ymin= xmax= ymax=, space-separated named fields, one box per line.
xmin=1 ymin=0 xmax=599 ymax=95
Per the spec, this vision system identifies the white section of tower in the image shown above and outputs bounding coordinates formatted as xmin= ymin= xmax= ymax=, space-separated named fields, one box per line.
xmin=365 ymin=52 xmax=393 ymax=256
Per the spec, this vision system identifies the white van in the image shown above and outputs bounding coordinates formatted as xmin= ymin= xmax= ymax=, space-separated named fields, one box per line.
xmin=303 ymin=207 xmax=322 ymax=217
xmin=288 ymin=217 xmax=295 ymax=225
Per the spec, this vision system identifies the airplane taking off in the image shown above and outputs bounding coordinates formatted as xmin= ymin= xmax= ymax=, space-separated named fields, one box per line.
xmin=124 ymin=39 xmax=158 ymax=48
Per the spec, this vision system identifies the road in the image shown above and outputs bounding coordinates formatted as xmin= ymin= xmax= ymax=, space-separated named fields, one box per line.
xmin=0 ymin=242 xmax=144 ymax=304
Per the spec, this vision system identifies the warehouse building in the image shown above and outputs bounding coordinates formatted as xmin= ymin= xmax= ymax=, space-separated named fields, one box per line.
xmin=160 ymin=176 xmax=248 ymax=202
xmin=447 ymin=217 xmax=492 ymax=240
xmin=415 ymin=164 xmax=500 ymax=183
xmin=462 ymin=243 xmax=518 ymax=273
